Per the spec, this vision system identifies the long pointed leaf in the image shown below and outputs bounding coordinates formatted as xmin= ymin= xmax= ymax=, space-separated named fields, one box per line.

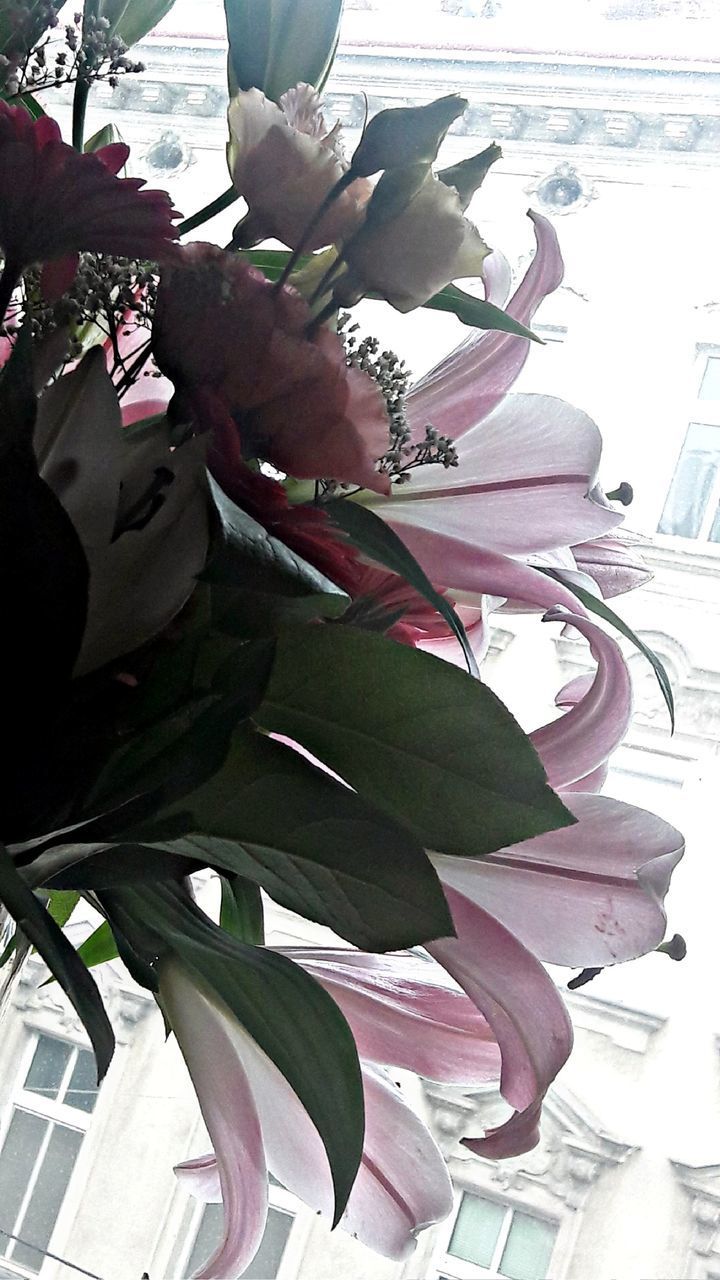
xmin=326 ymin=497 xmax=479 ymax=675
xmin=0 ymin=846 xmax=114 ymax=1079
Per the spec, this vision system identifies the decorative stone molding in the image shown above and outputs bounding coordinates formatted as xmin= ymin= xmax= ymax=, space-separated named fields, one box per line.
xmin=424 ymin=1081 xmax=636 ymax=1211
xmin=526 ymin=162 xmax=598 ymax=215
xmin=565 ymin=989 xmax=667 ymax=1055
xmin=671 ymin=1162 xmax=720 ymax=1273
xmin=11 ymin=951 xmax=153 ymax=1046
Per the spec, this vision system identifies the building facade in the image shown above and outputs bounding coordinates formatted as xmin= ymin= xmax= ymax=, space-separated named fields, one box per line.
xmin=2 ymin=2 xmax=720 ymax=1277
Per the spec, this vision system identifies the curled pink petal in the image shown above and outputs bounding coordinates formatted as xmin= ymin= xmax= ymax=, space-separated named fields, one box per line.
xmin=570 ymin=530 xmax=653 ymax=599
xmin=427 ymin=887 xmax=572 ymax=1152
xmin=281 ymin=948 xmax=501 ymax=1085
xmin=160 ymin=963 xmax=268 ymax=1280
xmin=381 ymin=524 xmax=592 ymax=613
xmin=530 ymin=608 xmax=632 ymax=789
xmin=405 ymin=210 xmax=563 ymax=441
xmin=463 ymin=1099 xmax=545 ymax=1161
xmin=481 ymin=248 xmax=512 ymax=308
xmin=377 ymin=393 xmax=623 ymax=557
xmin=175 ymin=1153 xmax=222 ymax=1203
xmin=434 ymin=793 xmax=684 ymax=968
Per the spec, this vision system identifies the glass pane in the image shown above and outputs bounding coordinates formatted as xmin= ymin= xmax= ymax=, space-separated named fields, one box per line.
xmin=13 ymin=1123 xmax=83 ymax=1272
xmin=24 ymin=1037 xmax=72 ymax=1101
xmin=658 ymin=423 xmax=720 ymax=538
xmin=64 ymin=1050 xmax=99 ymax=1114
xmin=186 ymin=1205 xmax=293 ymax=1279
xmin=699 ymin=356 xmax=720 ymax=400
xmin=500 ymin=1211 xmax=557 ymax=1280
xmin=242 ymin=1208 xmax=293 ymax=1279
xmin=186 ymin=1203 xmax=223 ymax=1276
xmin=447 ymin=1193 xmax=506 ymax=1267
xmin=0 ymin=1110 xmax=47 ymax=1259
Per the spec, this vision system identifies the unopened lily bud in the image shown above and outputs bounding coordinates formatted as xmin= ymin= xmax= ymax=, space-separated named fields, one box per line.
xmin=349 ymin=94 xmax=468 ymax=179
xmin=360 ymin=162 xmax=431 ymax=229
xmin=226 ymin=0 xmax=344 ymax=103
xmin=437 ymin=142 xmax=502 ymax=211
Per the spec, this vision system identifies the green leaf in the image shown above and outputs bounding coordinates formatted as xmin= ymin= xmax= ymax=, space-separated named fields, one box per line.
xmin=256 ymin=625 xmax=573 ymax=858
xmin=84 ymin=122 xmax=124 ymax=157
xmin=76 ymin=921 xmax=119 ymax=970
xmin=0 ymin=845 xmax=114 ymax=1079
xmin=207 ymin=476 xmax=348 ymax=612
xmin=45 ymin=890 xmax=80 ymax=928
xmin=149 ymin=726 xmax=453 ymax=950
xmin=541 ymin=571 xmax=675 ymax=731
xmin=105 ymin=883 xmax=364 ymax=1225
xmin=98 ymin=0 xmax=179 ymax=49
xmin=86 ymin=638 xmax=276 ymax=818
xmin=326 ymin=498 xmax=479 ymax=677
xmin=46 ymin=844 xmax=198 ymax=891
xmin=423 ymin=284 xmax=542 ymax=340
xmin=220 ymin=875 xmax=265 ymax=944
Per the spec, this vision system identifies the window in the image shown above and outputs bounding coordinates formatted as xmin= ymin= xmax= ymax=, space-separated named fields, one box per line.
xmin=658 ymin=350 xmax=720 ymax=541
xmin=183 ymin=1194 xmax=295 ymax=1279
xmin=439 ymin=1192 xmax=557 ymax=1280
xmin=0 ymin=1034 xmax=99 ymax=1275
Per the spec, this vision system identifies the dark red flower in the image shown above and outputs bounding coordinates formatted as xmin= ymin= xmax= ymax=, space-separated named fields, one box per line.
xmin=153 ymin=243 xmax=391 ymax=494
xmin=0 ymin=103 xmax=181 ymax=278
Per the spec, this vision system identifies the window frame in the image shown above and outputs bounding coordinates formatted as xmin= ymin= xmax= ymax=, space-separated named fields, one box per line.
xmin=178 ymin=1181 xmax=300 ymax=1280
xmin=0 ymin=1031 xmax=98 ymax=1278
xmin=433 ymin=1186 xmax=560 ymax=1280
xmin=657 ymin=344 xmax=720 ymax=546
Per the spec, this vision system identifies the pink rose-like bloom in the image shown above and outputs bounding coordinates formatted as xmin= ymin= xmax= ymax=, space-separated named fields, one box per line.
xmin=0 ymin=103 xmax=180 ymax=286
xmin=153 ymin=243 xmax=391 ymax=493
xmin=228 ymin=84 xmax=370 ymax=250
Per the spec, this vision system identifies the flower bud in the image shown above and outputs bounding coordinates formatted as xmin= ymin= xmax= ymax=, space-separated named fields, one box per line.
xmin=348 ymin=94 xmax=468 ymax=179
xmin=226 ymin=0 xmax=344 ymax=103
xmin=437 ymin=142 xmax=502 ymax=212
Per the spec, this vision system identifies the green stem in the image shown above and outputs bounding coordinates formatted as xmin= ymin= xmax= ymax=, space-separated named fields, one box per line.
xmin=274 ymin=170 xmax=354 ymax=292
xmin=71 ymin=76 xmax=90 ymax=151
xmin=178 ymin=186 xmax=240 ymax=236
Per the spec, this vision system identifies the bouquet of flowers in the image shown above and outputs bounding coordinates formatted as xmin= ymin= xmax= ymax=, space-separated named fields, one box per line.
xmin=0 ymin=1 xmax=685 ymax=1275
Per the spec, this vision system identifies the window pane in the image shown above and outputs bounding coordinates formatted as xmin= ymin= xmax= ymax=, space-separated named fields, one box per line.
xmin=242 ymin=1208 xmax=293 ymax=1279
xmin=447 ymin=1193 xmax=505 ymax=1267
xmin=186 ymin=1203 xmax=223 ymax=1276
xmin=658 ymin=423 xmax=720 ymax=538
xmin=13 ymin=1123 xmax=83 ymax=1272
xmin=187 ymin=1205 xmax=293 ymax=1279
xmin=500 ymin=1211 xmax=557 ymax=1280
xmin=24 ymin=1037 xmax=72 ymax=1101
xmin=64 ymin=1050 xmax=99 ymax=1114
xmin=0 ymin=1110 xmax=47 ymax=1259
xmin=699 ymin=356 xmax=720 ymax=400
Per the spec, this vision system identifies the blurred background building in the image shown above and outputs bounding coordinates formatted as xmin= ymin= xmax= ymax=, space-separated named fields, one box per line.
xmin=1 ymin=1 xmax=720 ymax=1277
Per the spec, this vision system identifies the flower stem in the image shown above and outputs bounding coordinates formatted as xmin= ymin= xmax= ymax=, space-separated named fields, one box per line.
xmin=178 ymin=186 xmax=239 ymax=236
xmin=274 ymin=170 xmax=354 ymax=292
xmin=71 ymin=77 xmax=90 ymax=151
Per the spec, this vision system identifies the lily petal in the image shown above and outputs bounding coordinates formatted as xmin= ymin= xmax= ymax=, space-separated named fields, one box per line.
xmin=161 ymin=963 xmax=268 ymax=1280
xmin=434 ymin=793 xmax=684 ymax=968
xmin=377 ymin=393 xmax=623 ymax=557
xmin=530 ymin=609 xmax=632 ymax=790
xmin=187 ymin=1043 xmax=453 ymax=1261
xmin=281 ymin=948 xmax=501 ymax=1085
xmin=380 ymin=524 xmax=592 ymax=614
xmin=405 ymin=210 xmax=563 ymax=440
xmin=427 ymin=887 xmax=572 ymax=1153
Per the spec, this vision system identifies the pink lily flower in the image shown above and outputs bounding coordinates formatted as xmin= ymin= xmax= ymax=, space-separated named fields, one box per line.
xmin=164 ymin=945 xmax=502 ymax=1279
xmin=357 ymin=212 xmax=623 ymax=614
